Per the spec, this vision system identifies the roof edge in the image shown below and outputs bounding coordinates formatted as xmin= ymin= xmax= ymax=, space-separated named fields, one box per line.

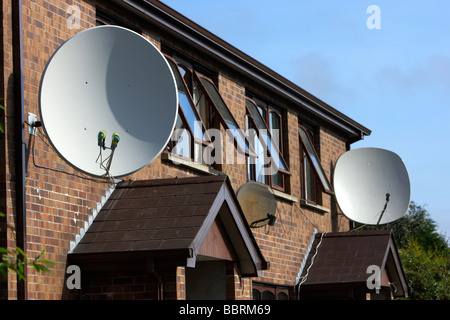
xmin=117 ymin=0 xmax=371 ymax=142
xmin=116 ymin=175 xmax=227 ymax=189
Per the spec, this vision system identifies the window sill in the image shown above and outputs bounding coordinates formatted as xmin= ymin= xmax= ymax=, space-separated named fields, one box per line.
xmin=271 ymin=188 xmax=298 ymax=204
xmin=161 ymin=152 xmax=225 ymax=176
xmin=162 ymin=153 xmax=298 ymax=204
xmin=300 ymin=199 xmax=329 ymax=214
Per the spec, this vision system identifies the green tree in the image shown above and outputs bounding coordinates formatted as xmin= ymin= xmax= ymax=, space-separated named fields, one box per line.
xmin=399 ymin=240 xmax=450 ymax=300
xmin=365 ymin=202 xmax=449 ymax=299
xmin=0 ymin=213 xmax=54 ymax=281
xmin=388 ymin=202 xmax=449 ymax=253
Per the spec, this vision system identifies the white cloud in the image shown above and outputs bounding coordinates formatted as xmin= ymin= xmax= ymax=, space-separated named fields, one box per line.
xmin=374 ymin=55 xmax=450 ymax=96
xmin=295 ymin=53 xmax=338 ymax=95
xmin=293 ymin=52 xmax=358 ymax=109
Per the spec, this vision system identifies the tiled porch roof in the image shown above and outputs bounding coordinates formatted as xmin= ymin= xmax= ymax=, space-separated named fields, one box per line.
xmin=299 ymin=230 xmax=408 ymax=298
xmin=69 ymin=175 xmax=267 ymax=276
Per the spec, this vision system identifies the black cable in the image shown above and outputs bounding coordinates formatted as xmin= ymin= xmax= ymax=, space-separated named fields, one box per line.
xmin=28 ymin=124 xmax=112 ymax=185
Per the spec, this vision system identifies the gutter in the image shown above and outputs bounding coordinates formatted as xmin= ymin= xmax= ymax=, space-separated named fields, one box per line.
xmin=119 ymin=0 xmax=371 ymax=142
xmin=12 ymin=0 xmax=27 ymax=300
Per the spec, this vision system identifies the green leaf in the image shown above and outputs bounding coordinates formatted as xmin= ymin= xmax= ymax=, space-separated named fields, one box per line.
xmin=15 ymin=246 xmax=26 ymax=258
xmin=30 ymin=261 xmax=52 ymax=274
xmin=0 ymin=264 xmax=8 ymax=279
xmin=30 ymin=250 xmax=54 ymax=274
xmin=0 ymin=245 xmax=55 ymax=280
xmin=34 ymin=250 xmax=44 ymax=261
xmin=0 ymin=247 xmax=10 ymax=254
xmin=39 ymin=259 xmax=55 ymax=266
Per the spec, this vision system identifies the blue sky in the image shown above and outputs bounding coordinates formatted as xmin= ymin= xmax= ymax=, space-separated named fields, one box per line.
xmin=161 ymin=0 xmax=450 ymax=237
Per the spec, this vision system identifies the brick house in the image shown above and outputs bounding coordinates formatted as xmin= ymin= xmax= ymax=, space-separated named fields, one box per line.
xmin=0 ymin=0 xmax=408 ymax=300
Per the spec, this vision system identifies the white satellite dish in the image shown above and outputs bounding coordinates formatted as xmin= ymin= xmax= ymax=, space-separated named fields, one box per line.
xmin=333 ymin=147 xmax=411 ymax=225
xmin=236 ymin=181 xmax=277 ymax=228
xmin=39 ymin=25 xmax=178 ymax=178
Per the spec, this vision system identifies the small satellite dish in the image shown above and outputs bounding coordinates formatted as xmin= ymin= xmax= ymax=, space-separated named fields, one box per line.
xmin=39 ymin=25 xmax=178 ymax=178
xmin=333 ymin=147 xmax=411 ymax=225
xmin=236 ymin=182 xmax=277 ymax=228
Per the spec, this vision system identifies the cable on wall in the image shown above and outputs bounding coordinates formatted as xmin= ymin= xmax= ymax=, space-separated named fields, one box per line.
xmin=26 ymin=122 xmax=115 ymax=186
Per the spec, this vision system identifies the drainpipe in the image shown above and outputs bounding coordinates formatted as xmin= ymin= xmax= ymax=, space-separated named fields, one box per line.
xmin=12 ymin=0 xmax=27 ymax=300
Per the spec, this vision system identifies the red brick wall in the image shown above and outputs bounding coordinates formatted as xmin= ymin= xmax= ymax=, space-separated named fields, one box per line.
xmin=62 ymin=265 xmax=180 ymax=300
xmin=1 ymin=0 xmax=352 ymax=299
xmin=215 ymin=72 xmax=352 ymax=294
xmin=226 ymin=262 xmax=252 ymax=300
xmin=0 ymin=0 xmax=12 ymax=299
xmin=319 ymin=127 xmax=349 ymax=231
xmin=1 ymin=0 xmax=199 ymax=300
xmin=3 ymin=0 xmax=98 ymax=300
xmin=218 ymin=73 xmax=248 ymax=190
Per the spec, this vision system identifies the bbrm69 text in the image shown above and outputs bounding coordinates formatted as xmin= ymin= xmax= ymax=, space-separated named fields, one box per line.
xmin=179 ymin=304 xmax=271 ymax=317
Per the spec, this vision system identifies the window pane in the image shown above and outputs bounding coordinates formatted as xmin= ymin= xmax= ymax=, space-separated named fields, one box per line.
xmin=247 ymin=100 xmax=266 ymax=129
xmin=172 ymin=114 xmax=191 ymax=158
xmin=269 ymin=112 xmax=281 ymax=149
xmin=246 ymin=116 xmax=254 ymax=181
xmin=255 ymin=141 xmax=268 ymax=184
xmin=178 ymin=65 xmax=192 ymax=90
xmin=169 ymin=60 xmax=186 ymax=93
xmin=200 ymin=78 xmax=250 ymax=153
xmin=194 ymin=141 xmax=205 ymax=164
xmin=299 ymin=126 xmax=332 ymax=192
xmin=258 ymin=105 xmax=266 ymax=120
xmin=179 ymin=91 xmax=207 ymax=141
xmin=168 ymin=59 xmax=208 ymax=142
xmin=178 ymin=65 xmax=187 ymax=81
xmin=253 ymin=289 xmax=261 ymax=300
xmin=272 ymin=172 xmax=283 ymax=188
xmin=246 ymin=100 xmax=287 ymax=172
xmin=277 ymin=292 xmax=288 ymax=300
xmin=192 ymin=79 xmax=208 ymax=127
xmin=269 ymin=112 xmax=284 ymax=186
xmin=247 ymin=117 xmax=268 ymax=184
xmin=304 ymin=154 xmax=315 ymax=201
xmin=262 ymin=291 xmax=274 ymax=300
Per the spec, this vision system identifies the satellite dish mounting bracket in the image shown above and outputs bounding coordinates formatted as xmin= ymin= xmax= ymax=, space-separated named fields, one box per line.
xmin=375 ymin=192 xmax=390 ymax=227
xmin=250 ymin=213 xmax=277 ymax=228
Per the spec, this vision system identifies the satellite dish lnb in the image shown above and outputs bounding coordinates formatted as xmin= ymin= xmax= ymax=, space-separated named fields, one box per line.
xmin=333 ymin=147 xmax=411 ymax=225
xmin=39 ymin=26 xmax=178 ymax=178
xmin=236 ymin=182 xmax=277 ymax=228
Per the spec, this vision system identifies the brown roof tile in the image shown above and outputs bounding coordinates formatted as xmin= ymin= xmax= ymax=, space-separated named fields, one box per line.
xmin=69 ymin=175 xmax=267 ymax=276
xmin=71 ymin=176 xmax=227 ymax=256
xmin=299 ymin=230 xmax=408 ymax=296
xmin=301 ymin=230 xmax=397 ymax=284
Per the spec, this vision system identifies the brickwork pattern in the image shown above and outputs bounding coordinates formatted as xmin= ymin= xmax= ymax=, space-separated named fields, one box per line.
xmin=8 ymin=0 xmax=97 ymax=300
xmin=1 ymin=0 xmax=352 ymax=299
xmin=217 ymin=73 xmax=248 ymax=190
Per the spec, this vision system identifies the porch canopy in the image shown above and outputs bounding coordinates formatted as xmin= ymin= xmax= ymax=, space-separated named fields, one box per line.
xmin=69 ymin=175 xmax=267 ymax=277
xmin=298 ymin=230 xmax=408 ymax=300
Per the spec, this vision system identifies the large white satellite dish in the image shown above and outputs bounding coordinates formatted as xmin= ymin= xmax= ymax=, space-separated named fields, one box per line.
xmin=333 ymin=147 xmax=411 ymax=225
xmin=236 ymin=181 xmax=277 ymax=228
xmin=39 ymin=25 xmax=178 ymax=178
